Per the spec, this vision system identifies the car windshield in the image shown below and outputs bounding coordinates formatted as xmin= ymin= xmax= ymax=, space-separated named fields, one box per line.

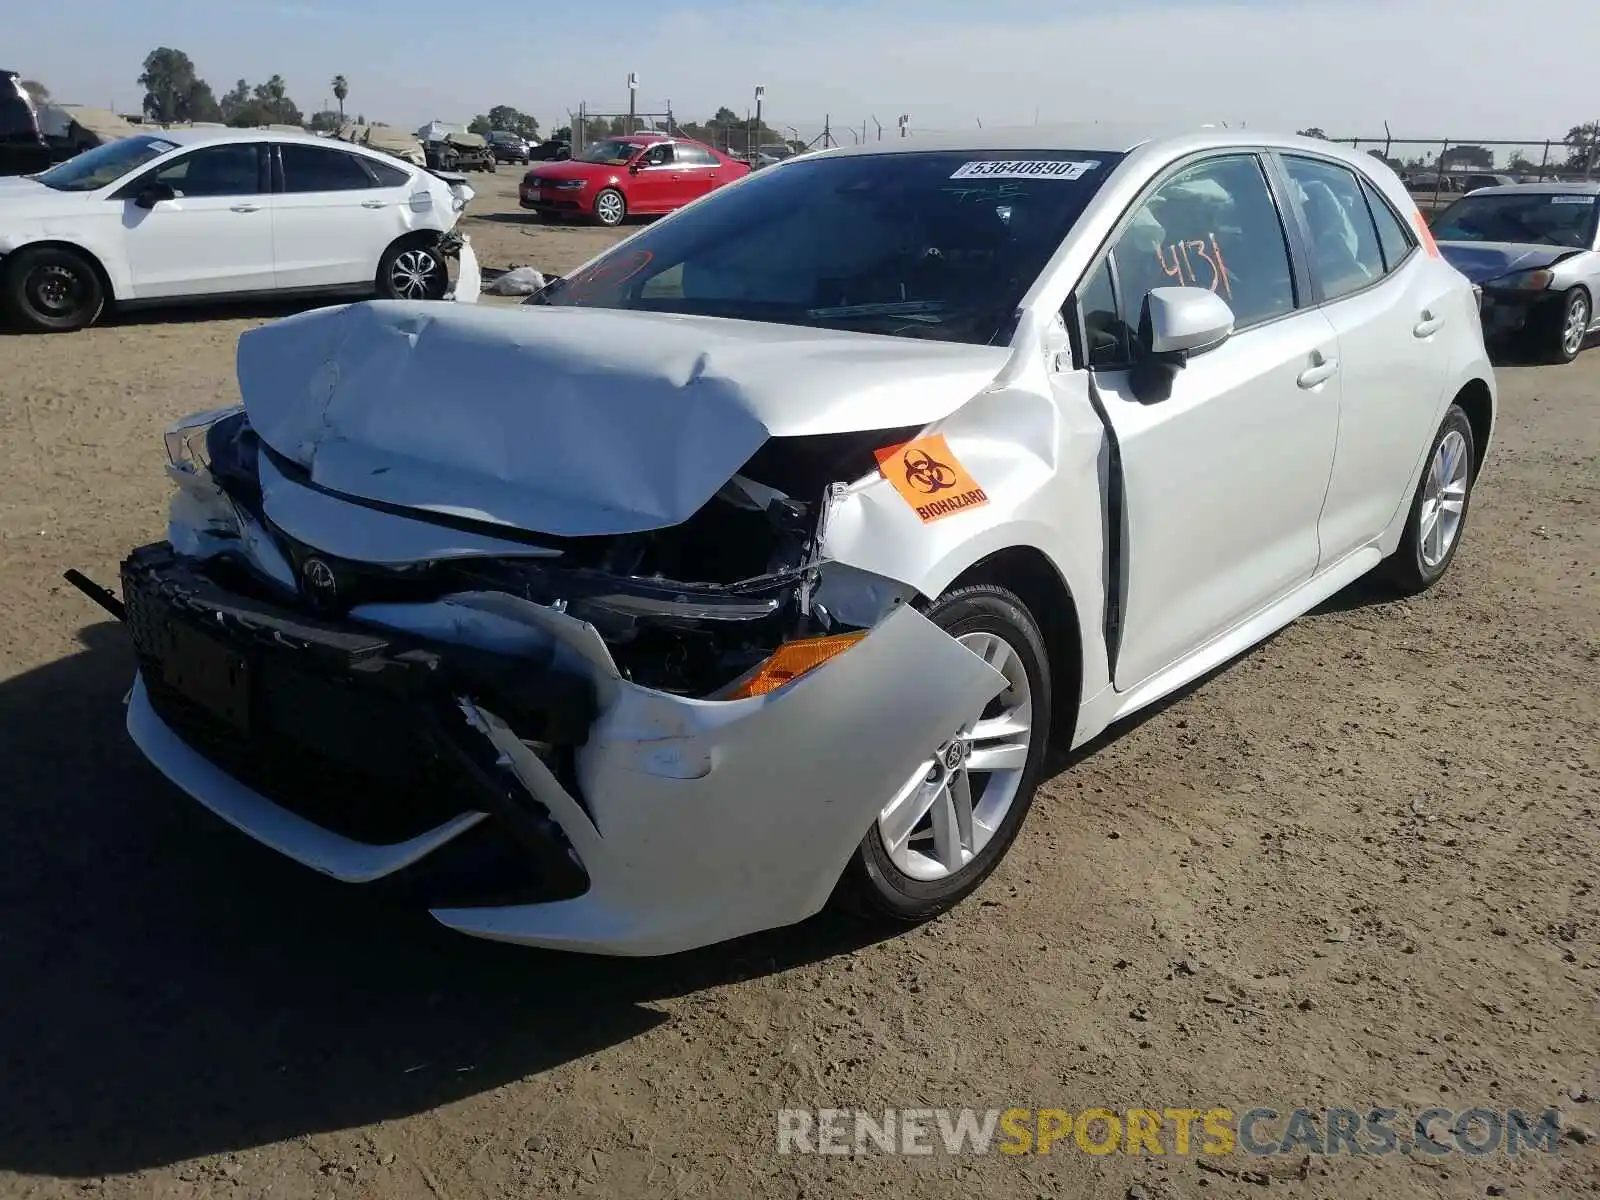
xmin=32 ymin=135 xmax=179 ymax=192
xmin=576 ymin=138 xmax=640 ymax=165
xmin=528 ymin=149 xmax=1122 ymax=345
xmin=1433 ymin=192 xmax=1598 ymax=248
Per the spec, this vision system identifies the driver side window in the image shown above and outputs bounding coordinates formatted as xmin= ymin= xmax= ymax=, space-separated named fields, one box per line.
xmin=640 ymin=143 xmax=674 ymax=168
xmin=141 ymin=143 xmax=263 ymax=198
xmin=1073 ymin=154 xmax=1298 ymax=366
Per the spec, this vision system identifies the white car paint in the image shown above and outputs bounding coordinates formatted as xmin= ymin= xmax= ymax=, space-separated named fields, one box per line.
xmin=102 ymin=123 xmax=1496 ymax=956
xmin=0 ymin=127 xmax=470 ymax=310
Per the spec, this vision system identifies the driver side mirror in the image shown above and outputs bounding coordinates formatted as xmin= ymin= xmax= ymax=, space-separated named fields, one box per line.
xmin=1129 ymin=286 xmax=1235 ymax=404
xmin=1139 ymin=286 xmax=1235 ymax=360
xmin=133 ymin=181 xmax=176 ymax=209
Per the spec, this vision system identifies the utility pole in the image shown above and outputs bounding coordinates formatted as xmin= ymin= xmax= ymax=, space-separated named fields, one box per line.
xmin=898 ymin=113 xmax=909 ymax=138
xmin=753 ymin=84 xmax=764 ymax=158
xmin=626 ymin=72 xmax=638 ymax=135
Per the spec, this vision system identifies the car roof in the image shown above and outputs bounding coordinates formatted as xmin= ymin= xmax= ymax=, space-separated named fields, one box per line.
xmin=1456 ymin=180 xmax=1600 ymax=196
xmin=810 ymin=121 xmax=1395 ymax=161
xmin=130 ymin=125 xmax=369 ymax=150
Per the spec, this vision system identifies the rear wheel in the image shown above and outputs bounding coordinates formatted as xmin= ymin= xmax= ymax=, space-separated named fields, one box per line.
xmin=376 ymin=240 xmax=448 ymax=301
xmin=1381 ymin=404 xmax=1477 ymax=595
xmin=1 ymin=245 xmax=105 ymax=332
xmin=593 ymin=187 xmax=627 ymax=227
xmin=833 ymin=584 xmax=1052 ymax=924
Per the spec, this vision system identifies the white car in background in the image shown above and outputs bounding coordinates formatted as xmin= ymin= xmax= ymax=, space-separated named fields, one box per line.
xmin=0 ymin=128 xmax=477 ymax=332
xmin=75 ymin=124 xmax=1496 ymax=956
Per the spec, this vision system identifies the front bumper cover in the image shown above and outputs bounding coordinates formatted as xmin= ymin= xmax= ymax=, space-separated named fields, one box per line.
xmin=120 ymin=545 xmax=1006 ymax=955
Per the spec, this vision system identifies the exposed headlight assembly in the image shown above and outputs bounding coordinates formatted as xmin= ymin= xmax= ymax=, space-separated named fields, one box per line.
xmin=164 ymin=405 xmax=244 ymax=472
xmin=1488 ymin=267 xmax=1554 ymax=292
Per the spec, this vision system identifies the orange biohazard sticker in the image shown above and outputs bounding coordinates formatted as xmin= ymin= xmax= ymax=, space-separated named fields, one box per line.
xmin=874 ymin=433 xmax=990 ymax=525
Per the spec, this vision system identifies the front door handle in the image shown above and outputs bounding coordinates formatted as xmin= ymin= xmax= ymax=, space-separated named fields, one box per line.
xmin=1297 ymin=353 xmax=1339 ymax=390
xmin=229 ymin=203 xmax=260 ymax=213
xmin=1413 ymin=310 xmax=1445 ymax=338
xmin=361 ymin=199 xmax=388 ymax=209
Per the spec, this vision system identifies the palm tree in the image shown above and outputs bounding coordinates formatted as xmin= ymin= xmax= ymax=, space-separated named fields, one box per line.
xmin=331 ymin=74 xmax=349 ymax=122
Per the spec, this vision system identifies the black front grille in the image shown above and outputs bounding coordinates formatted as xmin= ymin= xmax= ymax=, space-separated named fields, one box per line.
xmin=122 ymin=544 xmax=597 ymax=860
xmin=141 ymin=672 xmax=472 ymax=844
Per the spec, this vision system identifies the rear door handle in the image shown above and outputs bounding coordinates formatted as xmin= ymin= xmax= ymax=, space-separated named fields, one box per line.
xmin=1413 ymin=311 xmax=1445 ymax=338
xmin=1297 ymin=355 xmax=1339 ymax=389
xmin=229 ymin=203 xmax=260 ymax=213
xmin=361 ymin=199 xmax=388 ymax=209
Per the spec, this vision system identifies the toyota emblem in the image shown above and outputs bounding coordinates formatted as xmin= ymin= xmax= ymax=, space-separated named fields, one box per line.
xmin=301 ymin=557 xmax=338 ymax=604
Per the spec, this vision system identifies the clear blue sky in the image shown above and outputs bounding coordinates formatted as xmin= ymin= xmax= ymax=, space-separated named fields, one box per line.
xmin=14 ymin=0 xmax=1596 ymax=143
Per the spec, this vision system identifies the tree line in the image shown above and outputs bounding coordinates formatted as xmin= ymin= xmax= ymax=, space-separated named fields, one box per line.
xmin=1297 ymin=124 xmax=1600 ymax=173
xmin=132 ymin=47 xmax=359 ymax=130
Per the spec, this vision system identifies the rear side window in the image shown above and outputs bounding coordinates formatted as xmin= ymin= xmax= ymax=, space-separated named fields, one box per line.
xmin=280 ymin=143 xmax=377 ymax=192
xmin=363 ymin=156 xmax=413 ymax=187
xmin=1281 ymin=155 xmax=1386 ymax=301
xmin=678 ymin=143 xmax=718 ymax=166
xmin=1361 ymin=178 xmax=1416 ymax=272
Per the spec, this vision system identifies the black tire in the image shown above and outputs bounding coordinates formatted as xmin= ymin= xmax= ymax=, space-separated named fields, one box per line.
xmin=1536 ymin=287 xmax=1590 ymax=364
xmin=1381 ymin=404 xmax=1477 ymax=595
xmin=376 ymin=239 xmax=449 ymax=301
xmin=592 ymin=187 xmax=627 ymax=227
xmin=832 ymin=584 xmax=1053 ymax=925
xmin=1 ymin=245 xmax=105 ymax=332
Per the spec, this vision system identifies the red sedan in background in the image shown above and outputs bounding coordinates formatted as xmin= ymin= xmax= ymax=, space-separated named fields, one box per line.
xmin=519 ymin=135 xmax=750 ymax=226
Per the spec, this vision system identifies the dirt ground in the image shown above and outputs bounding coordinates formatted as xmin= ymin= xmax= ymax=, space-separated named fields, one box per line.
xmin=0 ymin=168 xmax=1596 ymax=1200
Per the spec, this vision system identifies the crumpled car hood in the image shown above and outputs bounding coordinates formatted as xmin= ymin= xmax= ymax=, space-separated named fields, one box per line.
xmin=236 ymin=300 xmax=1010 ymax=537
xmin=1438 ymin=240 xmax=1579 ymax=284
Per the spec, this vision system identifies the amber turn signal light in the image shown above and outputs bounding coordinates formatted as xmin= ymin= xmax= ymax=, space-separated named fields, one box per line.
xmin=725 ymin=631 xmax=867 ymax=700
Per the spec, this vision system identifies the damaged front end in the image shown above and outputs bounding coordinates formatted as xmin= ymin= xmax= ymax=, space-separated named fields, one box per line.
xmin=75 ymin=398 xmax=1005 ymax=954
xmin=191 ymin=405 xmax=921 ymax=696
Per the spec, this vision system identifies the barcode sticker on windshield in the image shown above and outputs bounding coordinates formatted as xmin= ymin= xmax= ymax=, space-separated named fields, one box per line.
xmin=1550 ymin=195 xmax=1595 ymax=204
xmin=149 ymin=140 xmax=179 ymax=153
xmin=950 ymin=159 xmax=1100 ymax=181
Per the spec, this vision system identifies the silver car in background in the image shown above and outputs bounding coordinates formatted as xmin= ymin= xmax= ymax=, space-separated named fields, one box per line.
xmin=1433 ymin=182 xmax=1600 ymax=362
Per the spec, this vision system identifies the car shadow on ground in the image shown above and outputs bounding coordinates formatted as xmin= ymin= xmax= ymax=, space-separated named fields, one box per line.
xmin=0 ymin=622 xmax=893 ymax=1179
xmin=468 ymin=212 xmax=657 ymax=228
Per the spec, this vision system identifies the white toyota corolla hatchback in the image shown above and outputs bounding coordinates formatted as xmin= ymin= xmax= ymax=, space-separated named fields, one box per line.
xmin=0 ymin=127 xmax=476 ymax=331
xmin=71 ymin=123 xmax=1495 ymax=956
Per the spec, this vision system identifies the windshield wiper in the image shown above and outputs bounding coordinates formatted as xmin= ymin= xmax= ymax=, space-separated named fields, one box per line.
xmin=805 ymin=300 xmax=946 ymax=321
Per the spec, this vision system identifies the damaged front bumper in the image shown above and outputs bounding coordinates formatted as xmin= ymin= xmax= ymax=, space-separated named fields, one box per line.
xmin=111 ymin=544 xmax=1004 ymax=956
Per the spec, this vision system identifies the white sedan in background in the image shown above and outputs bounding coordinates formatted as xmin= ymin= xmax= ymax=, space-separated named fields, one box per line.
xmin=0 ymin=128 xmax=476 ymax=332
xmin=75 ymin=124 xmax=1496 ymax=956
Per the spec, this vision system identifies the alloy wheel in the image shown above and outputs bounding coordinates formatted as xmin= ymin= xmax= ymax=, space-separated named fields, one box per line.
xmin=876 ymin=631 xmax=1034 ymax=881
xmin=595 ymin=191 xmax=625 ymax=225
xmin=390 ymin=249 xmax=440 ymax=300
xmin=1563 ymin=293 xmax=1590 ymax=359
xmin=1419 ymin=429 xmax=1469 ymax=568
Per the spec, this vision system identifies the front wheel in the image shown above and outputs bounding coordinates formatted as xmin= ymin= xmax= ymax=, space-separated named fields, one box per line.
xmin=833 ymin=584 xmax=1052 ymax=924
xmin=592 ymin=187 xmax=627 ymax=227
xmin=376 ymin=240 xmax=449 ymax=301
xmin=1540 ymin=287 xmax=1591 ymax=364
xmin=1 ymin=245 xmax=105 ymax=332
xmin=1381 ymin=404 xmax=1477 ymax=595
